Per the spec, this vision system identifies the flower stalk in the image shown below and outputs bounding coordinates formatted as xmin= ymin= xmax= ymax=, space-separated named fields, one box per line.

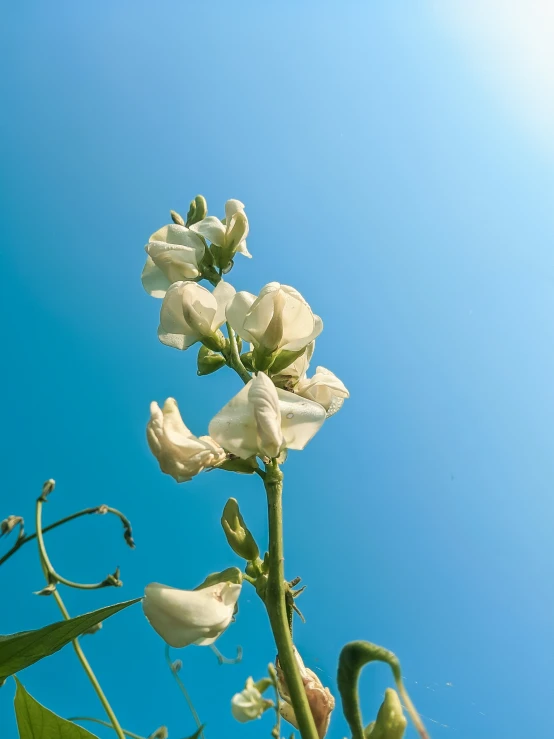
xmin=263 ymin=459 xmax=319 ymax=739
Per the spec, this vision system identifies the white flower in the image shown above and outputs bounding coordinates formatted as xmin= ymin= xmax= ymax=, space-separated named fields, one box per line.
xmin=209 ymin=373 xmax=326 ymax=459
xmin=227 ymin=283 xmax=322 ymax=355
xmin=190 ymin=199 xmax=250 ymax=258
xmin=142 ymin=581 xmax=241 ymax=648
xmin=231 ymin=678 xmax=273 ymax=723
xmin=141 ymin=224 xmax=206 ymax=298
xmin=158 ymin=280 xmax=235 ymax=351
xmin=147 ymin=398 xmax=226 ymax=482
xmin=277 ymin=648 xmax=335 ymax=739
xmin=296 ymin=367 xmax=349 ymax=417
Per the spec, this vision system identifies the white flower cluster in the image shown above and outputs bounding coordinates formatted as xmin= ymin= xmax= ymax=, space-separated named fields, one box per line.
xmin=142 ymin=197 xmax=349 ymax=485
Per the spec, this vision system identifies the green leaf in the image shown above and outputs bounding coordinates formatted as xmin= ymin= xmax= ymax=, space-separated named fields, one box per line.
xmin=14 ymin=678 xmax=99 ymax=738
xmin=0 ymin=598 xmax=141 ymax=681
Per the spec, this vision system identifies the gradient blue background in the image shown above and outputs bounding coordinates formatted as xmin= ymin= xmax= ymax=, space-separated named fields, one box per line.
xmin=2 ymin=3 xmax=554 ymax=738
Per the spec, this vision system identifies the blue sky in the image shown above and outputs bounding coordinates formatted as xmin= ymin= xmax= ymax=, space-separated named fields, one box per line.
xmin=2 ymin=3 xmax=554 ymax=738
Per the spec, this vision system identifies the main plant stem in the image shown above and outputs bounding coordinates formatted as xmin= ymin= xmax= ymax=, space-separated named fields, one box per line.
xmin=35 ymin=498 xmax=126 ymax=739
xmin=263 ymin=460 xmax=319 ymax=739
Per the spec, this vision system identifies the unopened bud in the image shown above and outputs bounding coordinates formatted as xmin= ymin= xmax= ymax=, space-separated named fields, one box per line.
xmin=221 ymin=498 xmax=259 ymax=561
xmin=0 ymin=515 xmax=23 ymax=536
xmin=170 ymin=209 xmax=185 ymax=226
xmin=171 ymin=659 xmax=183 ymax=673
xmin=364 ymin=689 xmax=407 ymax=739
xmin=41 ymin=479 xmax=55 ymax=500
xmin=197 ymin=345 xmax=226 ymax=376
xmin=186 ymin=195 xmax=208 ymax=226
xmin=148 ymin=726 xmax=168 ymax=739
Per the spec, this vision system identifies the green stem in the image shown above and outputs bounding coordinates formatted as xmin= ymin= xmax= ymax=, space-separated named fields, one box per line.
xmin=69 ymin=717 xmax=147 ymax=739
xmin=263 ymin=460 xmax=318 ymax=739
xmin=225 ymin=322 xmax=251 ymax=384
xmin=164 ymin=645 xmax=205 ymax=739
xmin=0 ymin=505 xmax=133 ymax=567
xmin=35 ymin=498 xmax=126 ymax=739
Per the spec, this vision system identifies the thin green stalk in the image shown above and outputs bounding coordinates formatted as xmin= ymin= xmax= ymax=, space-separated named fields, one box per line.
xmin=164 ymin=646 xmax=205 ymax=739
xmin=34 ymin=499 xmax=122 ymax=590
xmin=225 ymin=322 xmax=251 ymax=384
xmin=69 ymin=717 xmax=147 ymax=739
xmin=263 ymin=460 xmax=318 ymax=739
xmin=35 ymin=498 xmax=126 ymax=739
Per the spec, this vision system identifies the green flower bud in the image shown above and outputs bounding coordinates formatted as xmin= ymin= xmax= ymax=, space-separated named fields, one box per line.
xmin=186 ymin=194 xmax=208 ymax=226
xmin=197 ymin=345 xmax=226 ymax=376
xmin=170 ymin=210 xmax=185 ymax=226
xmin=201 ymin=329 xmax=227 ymax=353
xmin=364 ymin=689 xmax=407 ymax=738
xmin=221 ymin=498 xmax=259 ymax=561
xmin=252 ymin=345 xmax=275 ymax=372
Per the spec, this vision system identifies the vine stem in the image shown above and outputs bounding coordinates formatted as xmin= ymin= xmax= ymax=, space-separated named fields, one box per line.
xmin=0 ymin=505 xmax=133 ymax=568
xmin=263 ymin=459 xmax=319 ymax=739
xmin=35 ymin=497 xmax=126 ymax=739
xmin=164 ymin=645 xmax=205 ymax=739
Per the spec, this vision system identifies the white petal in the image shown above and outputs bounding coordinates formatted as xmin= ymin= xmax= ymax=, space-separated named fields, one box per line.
xmin=190 ymin=216 xmax=226 ymax=246
xmin=224 ymin=199 xmax=246 ymax=220
xmin=277 ymin=389 xmax=326 ymax=450
xmin=226 ymin=291 xmax=257 ymax=344
xmin=249 ymin=373 xmax=283 ymax=458
xmin=235 ymin=238 xmax=252 ymax=258
xmin=141 ymin=256 xmax=171 ymax=298
xmin=149 ymin=224 xmax=205 ymax=251
xmin=159 ymin=282 xmax=197 ymax=335
xmin=208 ymin=382 xmax=259 ymax=459
xmin=212 ymin=280 xmax=236 ymax=330
xmin=147 ymin=242 xmax=202 ymax=282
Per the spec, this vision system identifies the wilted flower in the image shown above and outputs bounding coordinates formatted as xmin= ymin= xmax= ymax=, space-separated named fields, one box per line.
xmin=277 ymin=648 xmax=335 ymax=738
xmin=142 ymin=580 xmax=241 ymax=647
xmin=209 ymin=373 xmax=326 ymax=459
xmin=227 ymin=283 xmax=322 ymax=356
xmin=147 ymin=398 xmax=226 ymax=482
xmin=296 ymin=366 xmax=349 ymax=417
xmin=158 ymin=280 xmax=235 ymax=351
xmin=231 ymin=677 xmax=273 ymax=723
xmin=190 ymin=199 xmax=250 ymax=259
xmin=141 ymin=224 xmax=206 ymax=298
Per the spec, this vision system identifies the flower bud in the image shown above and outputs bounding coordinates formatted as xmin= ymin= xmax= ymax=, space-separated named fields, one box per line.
xmin=41 ymin=479 xmax=55 ymax=499
xmin=186 ymin=195 xmax=208 ymax=226
xmin=148 ymin=727 xmax=169 ymax=739
xmin=0 ymin=515 xmax=23 ymax=536
xmin=231 ymin=677 xmax=273 ymax=723
xmin=221 ymin=498 xmax=259 ymax=561
xmin=170 ymin=210 xmax=185 ymax=226
xmin=197 ymin=345 xmax=226 ymax=376
xmin=364 ymin=689 xmax=407 ymax=739
xmin=82 ymin=622 xmax=103 ymax=636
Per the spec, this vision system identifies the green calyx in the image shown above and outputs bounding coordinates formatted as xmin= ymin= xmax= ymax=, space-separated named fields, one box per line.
xmin=194 ymin=567 xmax=243 ymax=590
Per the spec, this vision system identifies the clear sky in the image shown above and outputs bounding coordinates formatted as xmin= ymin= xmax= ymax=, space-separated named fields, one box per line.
xmin=2 ymin=3 xmax=554 ymax=738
